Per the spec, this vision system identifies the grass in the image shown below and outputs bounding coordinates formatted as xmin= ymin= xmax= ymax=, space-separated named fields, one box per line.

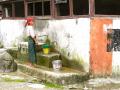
xmin=45 ymin=82 xmax=64 ymax=89
xmin=3 ymin=78 xmax=64 ymax=89
xmin=3 ymin=78 xmax=26 ymax=82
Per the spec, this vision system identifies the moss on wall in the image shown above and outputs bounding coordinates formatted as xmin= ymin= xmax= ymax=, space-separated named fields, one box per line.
xmin=59 ymin=48 xmax=85 ymax=72
xmin=60 ymin=55 xmax=85 ymax=72
xmin=36 ymin=52 xmax=60 ymax=68
xmin=0 ymin=42 xmax=3 ymax=48
xmin=7 ymin=48 xmax=18 ymax=59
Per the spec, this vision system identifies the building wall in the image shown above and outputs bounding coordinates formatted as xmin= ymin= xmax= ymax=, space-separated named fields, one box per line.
xmin=35 ymin=18 xmax=90 ymax=72
xmin=1 ymin=17 xmax=120 ymax=76
xmin=0 ymin=18 xmax=90 ymax=72
xmin=90 ymin=18 xmax=120 ymax=76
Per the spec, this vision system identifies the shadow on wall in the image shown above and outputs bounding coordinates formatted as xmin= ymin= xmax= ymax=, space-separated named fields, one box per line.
xmin=34 ymin=20 xmax=49 ymax=31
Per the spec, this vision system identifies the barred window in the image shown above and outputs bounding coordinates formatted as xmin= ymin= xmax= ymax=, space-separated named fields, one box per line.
xmin=95 ymin=0 xmax=120 ymax=15
xmin=27 ymin=0 xmax=51 ymax=16
xmin=73 ymin=0 xmax=89 ymax=15
xmin=2 ymin=1 xmax=25 ymax=18
xmin=107 ymin=29 xmax=120 ymax=52
xmin=2 ymin=3 xmax=12 ymax=17
xmin=15 ymin=1 xmax=24 ymax=17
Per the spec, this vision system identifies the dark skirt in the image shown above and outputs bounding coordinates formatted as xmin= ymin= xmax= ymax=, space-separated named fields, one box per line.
xmin=28 ymin=36 xmax=36 ymax=63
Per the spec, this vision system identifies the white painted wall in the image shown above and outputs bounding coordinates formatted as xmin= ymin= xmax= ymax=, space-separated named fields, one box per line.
xmin=46 ymin=18 xmax=90 ymax=72
xmin=0 ymin=18 xmax=90 ymax=72
xmin=2 ymin=18 xmax=120 ymax=74
xmin=0 ymin=20 xmax=25 ymax=47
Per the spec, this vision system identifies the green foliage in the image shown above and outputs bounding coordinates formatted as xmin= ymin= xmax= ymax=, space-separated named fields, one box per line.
xmin=0 ymin=42 xmax=3 ymax=48
xmin=45 ymin=36 xmax=51 ymax=45
xmin=43 ymin=36 xmax=58 ymax=52
xmin=45 ymin=82 xmax=64 ymax=89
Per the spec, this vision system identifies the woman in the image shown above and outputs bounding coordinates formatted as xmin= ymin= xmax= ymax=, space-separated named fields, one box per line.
xmin=25 ymin=17 xmax=37 ymax=65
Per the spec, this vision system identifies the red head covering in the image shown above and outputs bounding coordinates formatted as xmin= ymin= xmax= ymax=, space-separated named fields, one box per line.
xmin=25 ymin=17 xmax=34 ymax=26
xmin=26 ymin=17 xmax=33 ymax=22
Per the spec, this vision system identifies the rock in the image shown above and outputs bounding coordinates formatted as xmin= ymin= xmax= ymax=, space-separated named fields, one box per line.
xmin=0 ymin=49 xmax=17 ymax=72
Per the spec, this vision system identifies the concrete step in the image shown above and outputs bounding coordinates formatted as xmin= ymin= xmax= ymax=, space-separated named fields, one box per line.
xmin=18 ymin=63 xmax=89 ymax=85
xmin=37 ymin=52 xmax=60 ymax=68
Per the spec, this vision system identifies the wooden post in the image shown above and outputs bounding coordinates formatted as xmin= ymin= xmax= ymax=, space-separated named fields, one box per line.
xmin=12 ymin=1 xmax=15 ymax=17
xmin=24 ymin=0 xmax=27 ymax=17
xmin=51 ymin=0 xmax=55 ymax=18
xmin=69 ymin=0 xmax=73 ymax=17
xmin=89 ymin=0 xmax=95 ymax=17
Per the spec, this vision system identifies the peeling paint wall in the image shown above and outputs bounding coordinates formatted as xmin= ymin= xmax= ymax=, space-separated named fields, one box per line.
xmin=0 ymin=18 xmax=90 ymax=72
xmin=89 ymin=18 xmax=120 ymax=76
xmin=36 ymin=18 xmax=90 ymax=72
xmin=90 ymin=18 xmax=112 ymax=76
xmin=0 ymin=20 xmax=25 ymax=47
xmin=2 ymin=17 xmax=120 ymax=76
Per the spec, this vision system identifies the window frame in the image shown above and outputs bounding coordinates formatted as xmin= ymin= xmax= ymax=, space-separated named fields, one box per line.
xmin=0 ymin=0 xmax=92 ymax=19
xmin=0 ymin=0 xmax=25 ymax=19
xmin=26 ymin=0 xmax=53 ymax=19
xmin=0 ymin=1 xmax=13 ymax=18
xmin=14 ymin=1 xmax=25 ymax=17
xmin=94 ymin=0 xmax=120 ymax=17
xmin=54 ymin=0 xmax=90 ymax=19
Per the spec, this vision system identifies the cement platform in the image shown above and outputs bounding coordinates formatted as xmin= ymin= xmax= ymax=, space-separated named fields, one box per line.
xmin=18 ymin=63 xmax=89 ymax=85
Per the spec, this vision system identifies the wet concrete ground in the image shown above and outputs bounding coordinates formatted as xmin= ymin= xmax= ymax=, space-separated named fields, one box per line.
xmin=65 ymin=77 xmax=120 ymax=90
xmin=86 ymin=77 xmax=120 ymax=90
xmin=0 ymin=71 xmax=120 ymax=90
xmin=0 ymin=71 xmax=61 ymax=90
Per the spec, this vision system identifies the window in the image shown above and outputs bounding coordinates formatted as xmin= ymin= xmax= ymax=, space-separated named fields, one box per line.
xmin=28 ymin=3 xmax=33 ymax=16
xmin=27 ymin=0 xmax=51 ymax=16
xmin=95 ymin=0 xmax=120 ymax=15
xmin=35 ymin=2 xmax=42 ymax=16
xmin=0 ymin=0 xmax=90 ymax=18
xmin=55 ymin=0 xmax=89 ymax=17
xmin=73 ymin=0 xmax=89 ymax=15
xmin=1 ymin=1 xmax=25 ymax=18
xmin=55 ymin=0 xmax=69 ymax=16
xmin=107 ymin=29 xmax=120 ymax=52
xmin=44 ymin=1 xmax=50 ymax=15
xmin=15 ymin=1 xmax=25 ymax=17
xmin=2 ymin=3 xmax=12 ymax=17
